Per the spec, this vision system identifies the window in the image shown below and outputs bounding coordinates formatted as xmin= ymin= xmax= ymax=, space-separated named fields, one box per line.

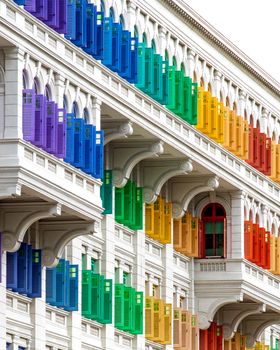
xmin=6 ymin=344 xmax=12 ymax=350
xmin=123 ymin=272 xmax=131 ymax=286
xmin=72 ymin=102 xmax=79 ymax=118
xmin=91 ymin=257 xmax=97 ymax=273
xmin=152 ymin=284 xmax=159 ymax=298
xmin=202 ymin=203 xmax=226 ymax=258
xmin=82 ymin=254 xmax=87 ymax=270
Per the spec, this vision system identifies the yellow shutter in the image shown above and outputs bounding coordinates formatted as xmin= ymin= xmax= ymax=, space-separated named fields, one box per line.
xmin=161 ymin=303 xmax=172 ymax=344
xmin=217 ymin=102 xmax=225 ymax=144
xmin=173 ymin=219 xmax=182 ymax=251
xmin=270 ymin=141 xmax=277 ymax=180
xmin=276 ymin=144 xmax=280 ymax=183
xmin=145 ymin=297 xmax=154 ymax=339
xmin=224 ymin=340 xmax=232 ymax=350
xmin=173 ymin=309 xmax=182 ymax=348
xmin=181 ymin=310 xmax=192 ymax=350
xmin=153 ymin=197 xmax=163 ymax=241
xmin=203 ymin=91 xmax=212 ymax=135
xmin=161 ymin=202 xmax=172 ymax=244
xmin=210 ymin=97 xmax=218 ymax=138
xmin=231 ymin=332 xmax=241 ymax=350
xmin=145 ymin=203 xmax=154 ymax=237
xmin=191 ymin=314 xmax=199 ymax=350
xmin=223 ymin=106 xmax=230 ymax=148
xmin=276 ymin=237 xmax=280 ymax=275
xmin=196 ymin=87 xmax=205 ymax=131
xmin=240 ymin=335 xmax=247 ymax=350
xmin=153 ymin=299 xmax=164 ymax=342
xmin=236 ymin=116 xmax=244 ymax=157
xmin=228 ymin=111 xmax=237 ymax=152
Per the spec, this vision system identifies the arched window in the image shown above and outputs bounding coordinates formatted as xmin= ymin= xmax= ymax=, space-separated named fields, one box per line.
xmin=33 ymin=78 xmax=40 ymax=94
xmin=63 ymin=95 xmax=68 ymax=111
xmin=45 ymin=84 xmax=52 ymax=101
xmin=83 ymin=108 xmax=90 ymax=124
xmin=201 ymin=203 xmax=226 ymax=258
xmin=23 ymin=70 xmax=28 ymax=89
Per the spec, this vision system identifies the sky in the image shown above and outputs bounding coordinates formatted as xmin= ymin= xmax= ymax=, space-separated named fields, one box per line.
xmin=183 ymin=0 xmax=280 ymax=83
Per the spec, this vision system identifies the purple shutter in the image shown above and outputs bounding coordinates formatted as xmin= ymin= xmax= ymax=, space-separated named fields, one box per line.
xmin=34 ymin=94 xmax=46 ymax=149
xmin=56 ymin=0 xmax=67 ymax=34
xmin=45 ymin=101 xmax=57 ymax=154
xmin=34 ymin=0 xmax=48 ymax=20
xmin=22 ymin=89 xmax=36 ymax=142
xmin=24 ymin=0 xmax=36 ymax=12
xmin=45 ymin=0 xmax=57 ymax=27
xmin=56 ymin=108 xmax=66 ymax=158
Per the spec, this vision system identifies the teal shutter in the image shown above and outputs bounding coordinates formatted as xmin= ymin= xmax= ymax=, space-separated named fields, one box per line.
xmin=82 ymin=270 xmax=92 ymax=317
xmin=166 ymin=65 xmax=176 ymax=110
xmin=115 ymin=187 xmax=125 ymax=223
xmin=161 ymin=60 xmax=169 ymax=105
xmin=191 ymin=82 xmax=198 ymax=125
xmin=91 ymin=273 xmax=104 ymax=321
xmin=101 ymin=170 xmax=113 ymax=214
xmin=115 ymin=284 xmax=125 ymax=329
xmin=129 ymin=187 xmax=143 ymax=230
xmin=101 ymin=279 xmax=112 ymax=324
xmin=174 ymin=70 xmax=185 ymax=115
xmin=144 ymin=48 xmax=154 ymax=95
xmin=131 ymin=291 xmax=143 ymax=334
xmin=151 ymin=54 xmax=163 ymax=101
xmin=123 ymin=286 xmax=134 ymax=332
xmin=182 ymin=77 xmax=192 ymax=123
xmin=136 ymin=42 xmax=146 ymax=89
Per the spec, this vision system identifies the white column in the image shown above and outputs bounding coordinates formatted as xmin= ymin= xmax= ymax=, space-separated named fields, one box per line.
xmin=0 ymin=81 xmax=5 ymax=139
xmin=126 ymin=1 xmax=137 ymax=34
xmin=66 ymin=238 xmax=82 ymax=350
xmin=186 ymin=49 xmax=196 ymax=80
xmin=4 ymin=47 xmax=24 ymax=139
xmin=100 ymin=206 xmax=115 ymax=350
xmin=260 ymin=108 xmax=269 ymax=134
xmin=213 ymin=71 xmax=222 ymax=99
xmin=54 ymin=74 xmax=66 ymax=109
xmin=0 ymin=252 xmax=6 ymax=349
xmin=238 ymin=90 xmax=246 ymax=118
xmin=91 ymin=97 xmax=102 ymax=130
xmin=30 ymin=268 xmax=46 ymax=350
xmin=230 ymin=191 xmax=245 ymax=259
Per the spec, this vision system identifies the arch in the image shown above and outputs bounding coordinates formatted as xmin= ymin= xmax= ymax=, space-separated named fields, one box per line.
xmin=200 ymin=77 xmax=204 ymax=89
xmin=232 ymin=102 xmax=237 ymax=112
xmin=63 ymin=94 xmax=69 ymax=113
xmin=83 ymin=108 xmax=90 ymax=124
xmin=72 ymin=101 xmax=79 ymax=118
xmin=193 ymin=71 xmax=197 ymax=83
xmin=22 ymin=69 xmax=29 ymax=89
xmin=201 ymin=203 xmax=226 ymax=258
xmin=45 ymin=84 xmax=52 ymax=101
xmin=33 ymin=77 xmax=41 ymax=94
xmin=208 ymin=83 xmax=212 ymax=94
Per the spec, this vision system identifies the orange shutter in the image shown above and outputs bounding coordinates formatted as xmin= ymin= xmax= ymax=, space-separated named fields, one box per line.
xmin=145 ymin=203 xmax=154 ymax=237
xmin=173 ymin=219 xmax=182 ymax=251
xmin=145 ymin=297 xmax=154 ymax=339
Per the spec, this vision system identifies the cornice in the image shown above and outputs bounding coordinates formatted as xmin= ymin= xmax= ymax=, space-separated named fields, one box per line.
xmin=161 ymin=0 xmax=280 ymax=98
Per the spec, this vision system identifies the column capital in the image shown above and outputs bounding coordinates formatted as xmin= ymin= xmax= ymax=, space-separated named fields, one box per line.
xmin=214 ymin=70 xmax=222 ymax=80
xmin=4 ymin=46 xmax=25 ymax=60
xmin=238 ymin=89 xmax=247 ymax=100
xmin=187 ymin=49 xmax=196 ymax=59
xmin=261 ymin=108 xmax=269 ymax=119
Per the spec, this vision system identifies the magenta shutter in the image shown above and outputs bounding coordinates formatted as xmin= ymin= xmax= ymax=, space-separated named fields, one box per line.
xmin=22 ymin=89 xmax=36 ymax=142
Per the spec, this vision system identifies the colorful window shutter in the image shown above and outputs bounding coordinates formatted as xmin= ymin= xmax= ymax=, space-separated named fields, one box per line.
xmin=45 ymin=101 xmax=58 ymax=154
xmin=56 ymin=108 xmax=66 ymax=158
xmin=95 ymin=11 xmax=104 ymax=60
xmin=161 ymin=304 xmax=172 ymax=344
xmin=65 ymin=113 xmax=75 ymax=164
xmin=127 ymin=36 xmax=138 ymax=84
xmin=115 ymin=187 xmax=125 ymax=223
xmin=166 ymin=65 xmax=176 ymax=110
xmin=84 ymin=124 xmax=96 ymax=176
xmin=101 ymin=170 xmax=113 ymax=215
xmin=66 ymin=0 xmax=76 ymax=40
xmin=173 ymin=309 xmax=182 ymax=347
xmin=82 ymin=270 xmax=92 ymax=317
xmin=91 ymin=273 xmax=104 ymax=321
xmin=173 ymin=219 xmax=182 ymax=251
xmin=55 ymin=259 xmax=68 ymax=307
xmin=102 ymin=279 xmax=112 ymax=324
xmin=46 ymin=267 xmax=56 ymax=304
xmin=94 ymin=130 xmax=104 ymax=179
xmin=115 ymin=283 xmax=125 ymax=329
xmin=16 ymin=243 xmax=28 ymax=293
xmin=191 ymin=82 xmax=198 ymax=125
xmin=84 ymin=4 xmax=97 ymax=55
xmin=73 ymin=118 xmax=85 ymax=168
xmin=145 ymin=203 xmax=154 ymax=237
xmin=111 ymin=23 xmax=122 ymax=72
xmin=131 ymin=291 xmax=143 ymax=334
xmin=119 ymin=30 xmax=131 ymax=79
xmin=130 ymin=186 xmax=143 ymax=230
xmin=145 ymin=297 xmax=154 ymax=339
xmin=6 ymin=250 xmax=18 ymax=290
xmin=161 ymin=202 xmax=172 ymax=244
xmin=24 ymin=0 xmax=36 ymax=12
xmin=34 ymin=94 xmax=47 ymax=148
xmin=144 ymin=48 xmax=154 ymax=95
xmin=153 ymin=299 xmax=164 ymax=342
xmin=244 ymin=220 xmax=254 ymax=261
xmin=123 ymin=286 xmax=134 ymax=331
xmin=22 ymin=89 xmax=36 ymax=142
xmin=174 ymin=70 xmax=184 ymax=115
xmin=122 ymin=180 xmax=134 ymax=226
xmin=28 ymin=249 xmax=42 ymax=298
xmin=102 ymin=17 xmax=113 ymax=66
xmin=136 ymin=41 xmax=146 ymax=90
xmin=65 ymin=264 xmax=78 ymax=311
xmin=57 ymin=0 xmax=67 ymax=34
xmin=152 ymin=54 xmax=163 ymax=102
xmin=72 ymin=0 xmax=87 ymax=47
xmin=160 ymin=60 xmax=169 ymax=105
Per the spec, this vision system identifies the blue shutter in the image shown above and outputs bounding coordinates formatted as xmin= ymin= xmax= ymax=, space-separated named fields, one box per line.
xmin=28 ymin=249 xmax=42 ymax=298
xmin=46 ymin=101 xmax=58 ymax=154
xmin=55 ymin=259 xmax=68 ymax=307
xmin=34 ymin=95 xmax=47 ymax=149
xmin=84 ymin=124 xmax=96 ymax=176
xmin=128 ymin=37 xmax=138 ymax=84
xmin=65 ymin=264 xmax=78 ymax=311
xmin=101 ymin=17 xmax=113 ymax=66
xmin=24 ymin=0 xmax=36 ymax=12
xmin=46 ymin=267 xmax=56 ymax=304
xmin=33 ymin=0 xmax=48 ymax=21
xmin=72 ymin=0 xmax=87 ymax=48
xmin=56 ymin=108 xmax=66 ymax=158
xmin=73 ymin=118 xmax=85 ymax=168
xmin=14 ymin=0 xmax=26 ymax=5
xmin=65 ymin=0 xmax=76 ymax=40
xmin=6 ymin=251 xmax=17 ymax=290
xmin=111 ymin=23 xmax=122 ymax=72
xmin=56 ymin=0 xmax=67 ymax=34
xmin=26 ymin=244 xmax=33 ymax=295
xmin=94 ymin=11 xmax=104 ymax=59
xmin=94 ymin=130 xmax=104 ymax=179
xmin=64 ymin=113 xmax=75 ymax=164
xmin=119 ymin=30 xmax=131 ymax=79
xmin=84 ymin=4 xmax=97 ymax=55
xmin=16 ymin=243 xmax=28 ymax=294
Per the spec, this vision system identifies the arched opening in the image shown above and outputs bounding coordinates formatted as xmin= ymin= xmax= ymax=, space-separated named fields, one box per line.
xmin=63 ymin=95 xmax=68 ymax=112
xmin=72 ymin=102 xmax=79 ymax=118
xmin=201 ymin=203 xmax=226 ymax=258
xmin=23 ymin=69 xmax=28 ymax=89
xmin=33 ymin=77 xmax=40 ymax=94
xmin=255 ymin=213 xmax=259 ymax=225
xmin=256 ymin=120 xmax=260 ymax=129
xmin=193 ymin=71 xmax=197 ymax=83
xmin=207 ymin=83 xmax=212 ymax=94
xmin=83 ymin=108 xmax=90 ymax=124
xmin=225 ymin=97 xmax=230 ymax=108
xmin=45 ymin=84 xmax=52 ymax=101
xmin=232 ymin=102 xmax=237 ymax=112
xmin=200 ymin=77 xmax=204 ymax=89
xmin=249 ymin=114 xmax=254 ymax=126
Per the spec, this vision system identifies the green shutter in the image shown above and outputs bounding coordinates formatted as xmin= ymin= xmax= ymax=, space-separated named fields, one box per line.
xmin=144 ymin=48 xmax=154 ymax=95
xmin=136 ymin=42 xmax=146 ymax=89
xmin=174 ymin=70 xmax=185 ymax=115
xmin=115 ymin=187 xmax=125 ymax=223
xmin=182 ymin=77 xmax=192 ymax=123
xmin=151 ymin=54 xmax=163 ymax=102
xmin=101 ymin=279 xmax=112 ymax=324
xmin=161 ymin=60 xmax=169 ymax=105
xmin=115 ymin=283 xmax=125 ymax=329
xmin=123 ymin=286 xmax=135 ymax=332
xmin=91 ymin=273 xmax=104 ymax=321
xmin=131 ymin=291 xmax=143 ymax=334
xmin=123 ymin=180 xmax=134 ymax=227
xmin=191 ymin=82 xmax=198 ymax=125
xmin=101 ymin=170 xmax=113 ymax=214
xmin=82 ymin=254 xmax=87 ymax=270
xmin=91 ymin=258 xmax=96 ymax=273
xmin=129 ymin=187 xmax=143 ymax=230
xmin=166 ymin=65 xmax=176 ymax=110
xmin=82 ymin=270 xmax=92 ymax=317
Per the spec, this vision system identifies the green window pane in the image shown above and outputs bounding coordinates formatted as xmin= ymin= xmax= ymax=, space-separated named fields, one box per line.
xmin=205 ymin=222 xmax=213 ymax=234
xmin=215 ymin=222 xmax=224 ymax=234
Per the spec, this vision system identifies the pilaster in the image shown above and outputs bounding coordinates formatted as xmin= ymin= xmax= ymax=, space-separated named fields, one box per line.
xmin=230 ymin=191 xmax=245 ymax=259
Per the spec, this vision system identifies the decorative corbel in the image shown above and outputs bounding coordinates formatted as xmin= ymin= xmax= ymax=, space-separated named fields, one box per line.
xmin=104 ymin=122 xmax=133 ymax=145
